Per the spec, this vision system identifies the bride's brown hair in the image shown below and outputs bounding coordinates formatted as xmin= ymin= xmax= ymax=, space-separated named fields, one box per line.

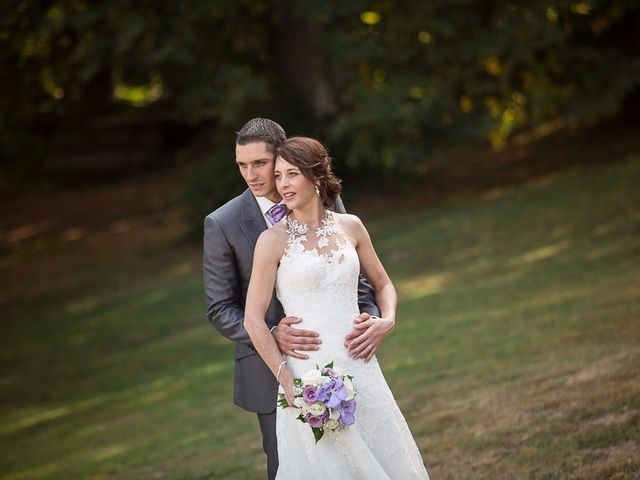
xmin=276 ymin=137 xmax=342 ymax=207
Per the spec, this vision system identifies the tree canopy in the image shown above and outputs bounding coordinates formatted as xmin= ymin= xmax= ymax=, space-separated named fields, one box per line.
xmin=2 ymin=0 xmax=638 ymax=185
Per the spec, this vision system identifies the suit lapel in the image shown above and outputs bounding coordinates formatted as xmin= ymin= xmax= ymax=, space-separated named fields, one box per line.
xmin=239 ymin=189 xmax=267 ymax=249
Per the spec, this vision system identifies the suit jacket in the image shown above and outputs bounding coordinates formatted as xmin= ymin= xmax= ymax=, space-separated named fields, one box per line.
xmin=203 ymin=188 xmax=380 ymax=413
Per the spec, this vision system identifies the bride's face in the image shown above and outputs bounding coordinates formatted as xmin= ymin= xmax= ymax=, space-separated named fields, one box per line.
xmin=274 ymin=156 xmax=318 ymax=210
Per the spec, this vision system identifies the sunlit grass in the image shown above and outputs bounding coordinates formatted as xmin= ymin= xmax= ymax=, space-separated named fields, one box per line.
xmin=1 ymin=157 xmax=639 ymax=478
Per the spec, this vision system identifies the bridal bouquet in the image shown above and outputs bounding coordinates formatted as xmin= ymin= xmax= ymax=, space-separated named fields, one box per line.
xmin=278 ymin=361 xmax=356 ymax=442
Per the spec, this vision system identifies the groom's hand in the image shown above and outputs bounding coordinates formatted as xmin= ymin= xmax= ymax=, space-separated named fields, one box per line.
xmin=272 ymin=316 xmax=321 ymax=360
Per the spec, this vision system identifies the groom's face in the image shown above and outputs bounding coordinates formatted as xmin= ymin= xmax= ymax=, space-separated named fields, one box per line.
xmin=235 ymin=141 xmax=281 ymax=202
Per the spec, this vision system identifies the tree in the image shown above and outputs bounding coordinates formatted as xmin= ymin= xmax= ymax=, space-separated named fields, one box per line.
xmin=2 ymin=0 xmax=638 ymax=191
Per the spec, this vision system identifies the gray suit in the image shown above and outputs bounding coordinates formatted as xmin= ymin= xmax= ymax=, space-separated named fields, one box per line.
xmin=203 ymin=188 xmax=379 ymax=478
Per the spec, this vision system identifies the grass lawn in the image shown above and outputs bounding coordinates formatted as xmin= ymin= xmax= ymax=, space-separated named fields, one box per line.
xmin=1 ymin=156 xmax=639 ymax=479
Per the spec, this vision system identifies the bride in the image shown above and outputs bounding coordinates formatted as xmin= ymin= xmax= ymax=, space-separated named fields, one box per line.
xmin=244 ymin=137 xmax=430 ymax=479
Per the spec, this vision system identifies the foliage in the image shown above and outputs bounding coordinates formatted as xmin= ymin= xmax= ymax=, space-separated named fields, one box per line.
xmin=0 ymin=0 xmax=272 ymax=174
xmin=2 ymin=1 xmax=639 ymax=187
xmin=179 ymin=140 xmax=245 ymax=239
xmin=318 ymin=0 xmax=640 ymax=174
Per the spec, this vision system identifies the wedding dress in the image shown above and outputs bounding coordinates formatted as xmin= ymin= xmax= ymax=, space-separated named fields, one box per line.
xmin=274 ymin=211 xmax=429 ymax=479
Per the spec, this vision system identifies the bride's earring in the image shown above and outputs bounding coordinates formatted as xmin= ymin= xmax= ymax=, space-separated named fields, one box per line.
xmin=315 ymin=186 xmax=320 ymax=197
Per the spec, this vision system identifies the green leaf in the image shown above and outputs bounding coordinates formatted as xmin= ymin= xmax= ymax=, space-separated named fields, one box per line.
xmin=277 ymin=394 xmax=288 ymax=409
xmin=313 ymin=427 xmax=324 ymax=443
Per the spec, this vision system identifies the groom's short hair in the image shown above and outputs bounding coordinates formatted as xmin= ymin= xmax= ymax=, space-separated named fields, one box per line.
xmin=236 ymin=118 xmax=287 ymax=154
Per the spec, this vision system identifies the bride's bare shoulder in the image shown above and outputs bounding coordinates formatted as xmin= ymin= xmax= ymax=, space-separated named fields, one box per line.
xmin=333 ymin=212 xmax=367 ymax=241
xmin=334 ymin=211 xmax=364 ymax=228
xmin=256 ymin=223 xmax=288 ymax=256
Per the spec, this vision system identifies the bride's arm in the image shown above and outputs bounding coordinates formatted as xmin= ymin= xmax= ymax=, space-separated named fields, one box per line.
xmin=244 ymin=230 xmax=296 ymax=405
xmin=344 ymin=215 xmax=397 ymax=362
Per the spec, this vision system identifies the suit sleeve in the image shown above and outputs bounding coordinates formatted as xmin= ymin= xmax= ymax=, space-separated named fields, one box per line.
xmin=334 ymin=197 xmax=381 ymax=317
xmin=203 ymin=215 xmax=252 ymax=345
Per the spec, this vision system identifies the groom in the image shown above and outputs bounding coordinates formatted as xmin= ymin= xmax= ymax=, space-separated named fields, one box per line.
xmin=203 ymin=118 xmax=381 ymax=479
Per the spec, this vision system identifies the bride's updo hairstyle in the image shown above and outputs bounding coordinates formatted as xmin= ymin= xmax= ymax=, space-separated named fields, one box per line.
xmin=276 ymin=137 xmax=342 ymax=207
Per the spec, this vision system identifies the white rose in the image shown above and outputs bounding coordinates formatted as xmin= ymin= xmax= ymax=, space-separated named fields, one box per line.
xmin=301 ymin=369 xmax=322 ymax=385
xmin=293 ymin=397 xmax=306 ymax=408
xmin=343 ymin=377 xmax=355 ymax=400
xmin=324 ymin=419 xmax=339 ymax=430
xmin=307 ymin=402 xmax=326 ymax=416
xmin=329 ymin=408 xmax=341 ymax=421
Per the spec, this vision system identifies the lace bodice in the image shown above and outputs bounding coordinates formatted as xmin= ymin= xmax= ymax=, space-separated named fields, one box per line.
xmin=276 ymin=211 xmax=361 ymax=348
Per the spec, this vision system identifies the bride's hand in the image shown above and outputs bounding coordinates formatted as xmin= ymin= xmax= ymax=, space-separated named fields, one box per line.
xmin=279 ymin=369 xmax=297 ymax=407
xmin=345 ymin=315 xmax=395 ymax=363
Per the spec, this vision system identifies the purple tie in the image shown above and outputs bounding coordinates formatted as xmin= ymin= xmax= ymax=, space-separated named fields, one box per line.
xmin=266 ymin=203 xmax=288 ymax=224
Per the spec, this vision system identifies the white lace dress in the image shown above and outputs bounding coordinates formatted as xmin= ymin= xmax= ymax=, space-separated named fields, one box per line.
xmin=274 ymin=211 xmax=429 ymax=479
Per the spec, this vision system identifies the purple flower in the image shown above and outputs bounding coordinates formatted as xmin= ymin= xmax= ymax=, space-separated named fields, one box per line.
xmin=306 ymin=410 xmax=329 ymax=428
xmin=320 ymin=378 xmax=348 ymax=409
xmin=303 ymin=385 xmax=318 ymax=403
xmin=315 ymin=379 xmax=333 ymax=403
xmin=322 ymin=367 xmax=339 ymax=379
xmin=339 ymin=399 xmax=356 ymax=426
xmin=340 ymin=399 xmax=356 ymax=414
xmin=340 ymin=411 xmax=355 ymax=426
xmin=306 ymin=414 xmax=324 ymax=428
